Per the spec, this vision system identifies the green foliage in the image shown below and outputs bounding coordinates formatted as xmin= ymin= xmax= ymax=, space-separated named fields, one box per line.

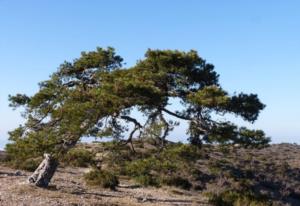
xmin=228 ymin=94 xmax=265 ymax=122
xmin=101 ymin=141 xmax=135 ymax=172
xmin=61 ymin=148 xmax=95 ymax=167
xmin=4 ymin=137 xmax=41 ymax=171
xmin=134 ymin=175 xmax=161 ymax=187
xmin=123 ymin=143 xmax=200 ymax=188
xmin=4 ymin=131 xmax=58 ymax=172
xmin=124 ymin=157 xmax=160 ymax=176
xmin=236 ymin=127 xmax=270 ymax=148
xmin=187 ymin=85 xmax=229 ymax=109
xmin=205 ymin=124 xmax=270 ymax=148
xmin=7 ymin=157 xmax=42 ymax=172
xmin=124 ymin=144 xmax=200 ymax=177
xmin=84 ymin=169 xmax=119 ymax=190
xmin=161 ymin=143 xmax=203 ymax=161
xmin=8 ymin=94 xmax=30 ymax=108
xmin=5 ymin=126 xmax=57 ymax=170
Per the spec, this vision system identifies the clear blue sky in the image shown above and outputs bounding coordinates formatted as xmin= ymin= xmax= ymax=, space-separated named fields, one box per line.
xmin=1 ymin=1 xmax=299 ymax=149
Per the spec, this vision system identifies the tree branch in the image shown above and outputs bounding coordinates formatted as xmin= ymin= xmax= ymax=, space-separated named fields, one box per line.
xmin=119 ymin=115 xmax=143 ymax=152
xmin=120 ymin=115 xmax=142 ymax=128
xmin=159 ymin=113 xmax=169 ymax=147
xmin=161 ymin=108 xmax=191 ymax=121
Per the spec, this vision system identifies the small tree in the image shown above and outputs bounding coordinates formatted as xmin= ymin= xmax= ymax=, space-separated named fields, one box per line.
xmin=7 ymin=47 xmax=269 ymax=187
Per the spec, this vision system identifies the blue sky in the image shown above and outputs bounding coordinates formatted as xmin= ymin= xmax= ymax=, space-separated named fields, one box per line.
xmin=0 ymin=1 xmax=299 ymax=149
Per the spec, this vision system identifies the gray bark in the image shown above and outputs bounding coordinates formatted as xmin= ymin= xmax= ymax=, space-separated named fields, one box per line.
xmin=28 ymin=153 xmax=58 ymax=187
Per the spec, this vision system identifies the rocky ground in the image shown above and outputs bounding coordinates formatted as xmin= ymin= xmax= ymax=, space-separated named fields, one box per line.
xmin=0 ymin=164 xmax=210 ymax=206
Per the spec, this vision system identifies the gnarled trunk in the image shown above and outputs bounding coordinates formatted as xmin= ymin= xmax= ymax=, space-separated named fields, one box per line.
xmin=28 ymin=153 xmax=58 ymax=187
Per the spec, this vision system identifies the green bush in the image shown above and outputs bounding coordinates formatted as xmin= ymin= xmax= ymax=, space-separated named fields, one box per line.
xmin=4 ymin=130 xmax=58 ymax=171
xmin=5 ymin=142 xmax=41 ymax=171
xmin=161 ymin=143 xmax=202 ymax=161
xmin=84 ymin=169 xmax=119 ymax=190
xmin=6 ymin=157 xmax=42 ymax=172
xmin=125 ymin=157 xmax=157 ymax=176
xmin=62 ymin=148 xmax=94 ymax=167
xmin=124 ymin=157 xmax=162 ymax=186
xmin=122 ymin=144 xmax=202 ymax=188
xmin=20 ymin=158 xmax=41 ymax=171
xmin=99 ymin=141 xmax=137 ymax=174
xmin=125 ymin=156 xmax=177 ymax=174
xmin=134 ymin=175 xmax=161 ymax=187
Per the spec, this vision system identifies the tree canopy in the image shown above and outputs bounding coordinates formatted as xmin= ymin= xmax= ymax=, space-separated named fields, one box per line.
xmin=7 ymin=47 xmax=270 ymax=158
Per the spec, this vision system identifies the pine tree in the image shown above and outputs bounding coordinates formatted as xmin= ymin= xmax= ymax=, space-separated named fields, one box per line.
xmin=7 ymin=47 xmax=269 ymax=187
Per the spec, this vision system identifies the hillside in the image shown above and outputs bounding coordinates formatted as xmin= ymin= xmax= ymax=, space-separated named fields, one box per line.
xmin=1 ymin=143 xmax=300 ymax=206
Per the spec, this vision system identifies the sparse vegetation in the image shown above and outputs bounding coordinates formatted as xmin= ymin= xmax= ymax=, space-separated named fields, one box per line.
xmin=1 ymin=141 xmax=300 ymax=205
xmin=206 ymin=190 xmax=270 ymax=206
xmin=83 ymin=141 xmax=300 ymax=205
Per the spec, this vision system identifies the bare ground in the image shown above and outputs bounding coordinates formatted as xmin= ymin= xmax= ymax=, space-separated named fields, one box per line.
xmin=0 ymin=165 xmax=210 ymax=206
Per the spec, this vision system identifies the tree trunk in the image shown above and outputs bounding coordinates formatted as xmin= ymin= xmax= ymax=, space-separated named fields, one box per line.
xmin=28 ymin=153 xmax=58 ymax=187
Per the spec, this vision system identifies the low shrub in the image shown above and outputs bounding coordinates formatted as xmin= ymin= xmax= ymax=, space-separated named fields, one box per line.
xmin=5 ymin=157 xmax=41 ymax=172
xmin=62 ymin=148 xmax=94 ymax=167
xmin=84 ymin=169 xmax=119 ymax=190
xmin=19 ymin=158 xmax=41 ymax=171
xmin=161 ymin=143 xmax=202 ymax=161
xmin=134 ymin=174 xmax=161 ymax=187
xmin=122 ymin=143 xmax=202 ymax=189
xmin=162 ymin=176 xmax=192 ymax=190
xmin=125 ymin=157 xmax=158 ymax=176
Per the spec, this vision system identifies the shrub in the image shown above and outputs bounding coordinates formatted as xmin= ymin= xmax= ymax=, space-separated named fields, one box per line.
xmin=16 ymin=158 xmax=41 ymax=171
xmin=62 ymin=148 xmax=94 ymax=167
xmin=122 ymin=144 xmax=202 ymax=188
xmin=99 ymin=141 xmax=137 ymax=174
xmin=18 ymin=158 xmax=41 ymax=171
xmin=84 ymin=169 xmax=119 ymax=190
xmin=161 ymin=143 xmax=202 ymax=161
xmin=162 ymin=176 xmax=192 ymax=190
xmin=5 ymin=142 xmax=40 ymax=171
xmin=124 ymin=157 xmax=157 ymax=176
xmin=134 ymin=175 xmax=161 ymax=187
xmin=4 ymin=156 xmax=42 ymax=172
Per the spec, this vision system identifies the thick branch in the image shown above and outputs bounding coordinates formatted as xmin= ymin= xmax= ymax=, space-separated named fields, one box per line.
xmin=120 ymin=115 xmax=142 ymax=128
xmin=161 ymin=108 xmax=191 ymax=121
xmin=119 ymin=115 xmax=143 ymax=152
xmin=159 ymin=113 xmax=170 ymax=147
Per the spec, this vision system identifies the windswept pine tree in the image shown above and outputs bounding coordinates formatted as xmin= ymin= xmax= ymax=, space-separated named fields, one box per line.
xmin=7 ymin=47 xmax=269 ymax=187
